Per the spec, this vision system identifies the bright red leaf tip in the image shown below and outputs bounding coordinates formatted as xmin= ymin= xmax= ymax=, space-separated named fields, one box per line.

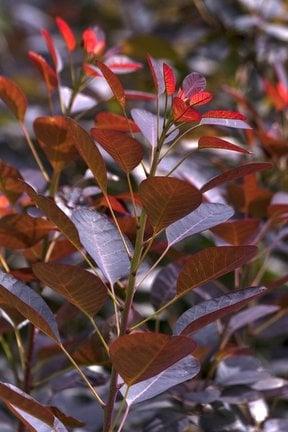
xmin=202 ymin=110 xmax=247 ymax=120
xmin=82 ymin=27 xmax=105 ymax=56
xmin=28 ymin=51 xmax=58 ymax=92
xmin=163 ymin=63 xmax=176 ymax=95
xmin=189 ymin=91 xmax=213 ymax=106
xmin=55 ymin=16 xmax=76 ymax=52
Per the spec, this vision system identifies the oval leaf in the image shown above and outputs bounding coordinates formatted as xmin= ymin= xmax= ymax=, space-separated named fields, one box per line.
xmin=110 ymin=332 xmax=196 ymax=385
xmin=212 ymin=219 xmax=260 ymax=245
xmin=94 ymin=112 xmax=139 ymax=132
xmin=139 ymin=176 xmax=202 ymax=233
xmin=71 ymin=208 xmax=131 ymax=285
xmin=55 ymin=17 xmax=76 ymax=52
xmin=33 ymin=263 xmax=108 ymax=316
xmin=172 ymin=97 xmax=201 ymax=123
xmin=174 ymin=286 xmax=266 ymax=335
xmin=198 ymin=136 xmax=251 ymax=154
xmin=95 ymin=60 xmax=125 ymax=108
xmin=163 ymin=63 xmax=176 ymax=95
xmin=0 ymin=76 xmax=27 ymax=122
xmin=91 ymin=129 xmax=143 ymax=173
xmin=166 ymin=202 xmax=234 ymax=246
xmin=0 ymin=160 xmax=24 ymax=204
xmin=177 ymin=246 xmax=258 ymax=297
xmin=200 ymin=111 xmax=251 ymax=129
xmin=182 ymin=72 xmax=206 ymax=98
xmin=201 ymin=163 xmax=273 ymax=193
xmin=0 ymin=270 xmax=60 ymax=342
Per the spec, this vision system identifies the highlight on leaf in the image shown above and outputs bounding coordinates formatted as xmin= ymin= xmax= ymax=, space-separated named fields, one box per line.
xmin=55 ymin=16 xmax=76 ymax=52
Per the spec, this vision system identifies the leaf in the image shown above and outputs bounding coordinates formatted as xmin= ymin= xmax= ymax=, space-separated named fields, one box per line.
xmin=151 ymin=263 xmax=181 ymax=309
xmin=121 ymin=355 xmax=200 ymax=405
xmin=33 ymin=262 xmax=108 ymax=316
xmin=166 ymin=202 xmax=234 ymax=246
xmin=0 ymin=160 xmax=24 ymax=204
xmin=94 ymin=112 xmax=139 ymax=132
xmin=131 ymin=108 xmax=178 ymax=147
xmin=172 ymin=97 xmax=201 ymax=123
xmin=174 ymin=286 xmax=266 ymax=335
xmin=28 ymin=51 xmax=58 ymax=92
xmin=64 ymin=116 xmax=107 ymax=192
xmin=163 ymin=63 xmax=176 ymax=95
xmin=182 ymin=72 xmax=206 ymax=98
xmin=200 ymin=111 xmax=251 ymax=129
xmin=0 ymin=76 xmax=27 ymax=122
xmin=0 ymin=214 xmax=55 ymax=250
xmin=0 ymin=270 xmax=60 ymax=341
xmin=91 ymin=129 xmax=143 ymax=173
xmin=198 ymin=136 xmax=251 ymax=154
xmin=95 ymin=60 xmax=125 ymax=108
xmin=55 ymin=17 xmax=76 ymax=52
xmin=189 ymin=91 xmax=213 ymax=106
xmin=33 ymin=116 xmax=79 ymax=172
xmin=82 ymin=27 xmax=105 ymax=56
xmin=105 ymin=55 xmax=142 ymax=74
xmin=201 ymin=163 xmax=273 ymax=193
xmin=177 ymin=246 xmax=258 ymax=297
xmin=125 ymin=90 xmax=156 ymax=101
xmin=211 ymin=219 xmax=260 ymax=245
xmin=147 ymin=55 xmax=165 ymax=94
xmin=71 ymin=208 xmax=131 ymax=284
xmin=7 ymin=405 xmax=68 ymax=432
xmin=41 ymin=29 xmax=59 ymax=71
xmin=139 ymin=176 xmax=202 ymax=233
xmin=109 ymin=332 xmax=196 ymax=385
xmin=22 ymin=182 xmax=81 ymax=250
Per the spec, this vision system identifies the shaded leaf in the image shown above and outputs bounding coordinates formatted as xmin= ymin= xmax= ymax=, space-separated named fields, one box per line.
xmin=174 ymin=286 xmax=266 ymax=335
xmin=22 ymin=182 xmax=81 ymax=250
xmin=94 ymin=112 xmax=139 ymax=132
xmin=33 ymin=263 xmax=108 ymax=316
xmin=0 ymin=76 xmax=27 ymax=122
xmin=110 ymin=332 xmax=196 ymax=385
xmin=65 ymin=117 xmax=107 ymax=192
xmin=0 ymin=160 xmax=24 ymax=204
xmin=147 ymin=55 xmax=165 ymax=94
xmin=71 ymin=208 xmax=131 ymax=284
xmin=122 ymin=355 xmax=200 ymax=405
xmin=28 ymin=51 xmax=58 ymax=92
xmin=7 ymin=405 xmax=67 ymax=432
xmin=151 ymin=263 xmax=181 ymax=309
xmin=0 ymin=270 xmax=60 ymax=341
xmin=212 ymin=219 xmax=260 ymax=245
xmin=55 ymin=17 xmax=76 ymax=52
xmin=216 ymin=355 xmax=269 ymax=386
xmin=201 ymin=163 xmax=273 ymax=193
xmin=198 ymin=136 xmax=251 ymax=154
xmin=91 ymin=129 xmax=143 ymax=173
xmin=95 ymin=60 xmax=125 ymax=108
xmin=166 ymin=202 xmax=234 ymax=246
xmin=163 ymin=63 xmax=176 ymax=95
xmin=182 ymin=72 xmax=206 ymax=98
xmin=0 ymin=214 xmax=55 ymax=250
xmin=177 ymin=246 xmax=258 ymax=297
xmin=139 ymin=176 xmax=202 ymax=233
xmin=33 ymin=116 xmax=78 ymax=172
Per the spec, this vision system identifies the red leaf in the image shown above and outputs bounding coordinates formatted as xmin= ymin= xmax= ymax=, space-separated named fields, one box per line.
xmin=189 ymin=91 xmax=213 ymax=106
xmin=201 ymin=163 xmax=273 ymax=193
xmin=55 ymin=17 xmax=76 ymax=52
xmin=28 ymin=51 xmax=58 ymax=92
xmin=202 ymin=110 xmax=247 ymax=120
xmin=41 ymin=29 xmax=58 ymax=69
xmin=198 ymin=136 xmax=251 ymax=154
xmin=94 ymin=112 xmax=139 ymax=132
xmin=0 ymin=160 xmax=24 ymax=204
xmin=110 ymin=332 xmax=196 ymax=385
xmin=95 ymin=60 xmax=125 ymax=108
xmin=172 ymin=97 xmax=201 ymax=123
xmin=0 ymin=76 xmax=27 ymax=122
xmin=163 ymin=63 xmax=176 ymax=95
xmin=82 ymin=27 xmax=105 ymax=56
xmin=105 ymin=55 xmax=142 ymax=74
xmin=212 ymin=219 xmax=260 ymax=245
xmin=125 ymin=90 xmax=156 ymax=101
xmin=147 ymin=55 xmax=165 ymax=94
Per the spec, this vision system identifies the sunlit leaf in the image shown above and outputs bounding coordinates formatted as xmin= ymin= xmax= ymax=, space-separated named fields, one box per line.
xmin=95 ymin=60 xmax=125 ymax=108
xmin=71 ymin=208 xmax=131 ymax=284
xmin=110 ymin=332 xmax=196 ymax=385
xmin=0 ymin=76 xmax=27 ymax=122
xmin=122 ymin=355 xmax=200 ymax=405
xmin=147 ymin=55 xmax=165 ymax=94
xmin=55 ymin=17 xmax=76 ymax=52
xmin=177 ymin=246 xmax=258 ymax=297
xmin=174 ymin=286 xmax=266 ymax=335
xmin=172 ymin=97 xmax=201 ymax=123
xmin=105 ymin=55 xmax=142 ymax=74
xmin=91 ymin=129 xmax=143 ymax=173
xmin=0 ymin=160 xmax=24 ymax=204
xmin=163 ymin=63 xmax=176 ymax=95
xmin=28 ymin=51 xmax=58 ymax=92
xmin=212 ymin=219 xmax=260 ymax=245
xmin=0 ymin=270 xmax=60 ymax=342
xmin=33 ymin=263 xmax=108 ymax=316
xmin=198 ymin=136 xmax=251 ymax=154
xmin=82 ymin=27 xmax=105 ymax=56
xmin=189 ymin=91 xmax=213 ymax=106
xmin=139 ymin=176 xmax=202 ymax=233
xmin=200 ymin=110 xmax=251 ymax=129
xmin=201 ymin=163 xmax=273 ymax=193
xmin=94 ymin=112 xmax=139 ymax=132
xmin=41 ymin=29 xmax=59 ymax=71
xmin=166 ymin=202 xmax=234 ymax=246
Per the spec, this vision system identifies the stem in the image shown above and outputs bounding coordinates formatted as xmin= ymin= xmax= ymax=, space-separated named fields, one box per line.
xmin=136 ymin=245 xmax=170 ymax=288
xmin=159 ymin=124 xmax=199 ymax=163
xmin=49 ymin=170 xmax=61 ymax=197
xmin=14 ymin=328 xmax=26 ymax=371
xmin=116 ymin=405 xmax=130 ymax=432
xmin=88 ymin=315 xmax=110 ymax=354
xmin=165 ymin=148 xmax=195 ymax=177
xmin=130 ymin=296 xmax=176 ymax=330
xmin=126 ymin=173 xmax=137 ymax=219
xmin=60 ymin=343 xmax=105 ymax=407
xmin=20 ymin=123 xmax=50 ymax=182
xmin=22 ymin=325 xmax=35 ymax=393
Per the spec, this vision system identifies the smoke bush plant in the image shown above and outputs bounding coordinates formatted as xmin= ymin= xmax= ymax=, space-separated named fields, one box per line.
xmin=0 ymin=16 xmax=287 ymax=432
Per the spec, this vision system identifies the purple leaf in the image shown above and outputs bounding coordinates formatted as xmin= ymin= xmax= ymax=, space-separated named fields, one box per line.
xmin=174 ymin=286 xmax=266 ymax=336
xmin=216 ymin=355 xmax=270 ymax=386
xmin=150 ymin=263 xmax=181 ymax=309
xmin=121 ymin=355 xmax=200 ymax=405
xmin=200 ymin=117 xmax=252 ymax=129
xmin=182 ymin=72 xmax=206 ymax=98
xmin=71 ymin=208 xmax=131 ymax=285
xmin=131 ymin=109 xmax=178 ymax=147
xmin=147 ymin=55 xmax=165 ymax=94
xmin=166 ymin=203 xmax=234 ymax=246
